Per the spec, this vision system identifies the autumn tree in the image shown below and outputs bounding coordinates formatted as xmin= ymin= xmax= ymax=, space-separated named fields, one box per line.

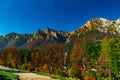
xmin=1 ymin=48 xmax=20 ymax=68
xmin=40 ymin=43 xmax=64 ymax=74
xmin=69 ymin=38 xmax=90 ymax=79
xmin=70 ymin=41 xmax=83 ymax=78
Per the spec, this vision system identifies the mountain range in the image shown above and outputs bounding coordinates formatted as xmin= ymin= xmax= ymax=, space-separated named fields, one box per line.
xmin=0 ymin=18 xmax=120 ymax=49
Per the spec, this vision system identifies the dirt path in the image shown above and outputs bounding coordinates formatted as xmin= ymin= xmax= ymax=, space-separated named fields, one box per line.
xmin=0 ymin=65 xmax=57 ymax=80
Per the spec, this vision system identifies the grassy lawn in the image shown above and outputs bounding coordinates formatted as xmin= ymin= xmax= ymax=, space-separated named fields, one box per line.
xmin=0 ymin=69 xmax=19 ymax=80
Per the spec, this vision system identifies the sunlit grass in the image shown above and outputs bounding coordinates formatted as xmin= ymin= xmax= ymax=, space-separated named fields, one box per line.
xmin=0 ymin=69 xmax=19 ymax=79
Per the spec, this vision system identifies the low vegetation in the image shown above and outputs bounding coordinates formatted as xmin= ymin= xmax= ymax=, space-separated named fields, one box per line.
xmin=0 ymin=69 xmax=19 ymax=80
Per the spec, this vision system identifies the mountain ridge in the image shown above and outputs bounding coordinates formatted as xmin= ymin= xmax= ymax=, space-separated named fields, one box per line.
xmin=0 ymin=28 xmax=69 ymax=49
xmin=0 ymin=18 xmax=120 ymax=49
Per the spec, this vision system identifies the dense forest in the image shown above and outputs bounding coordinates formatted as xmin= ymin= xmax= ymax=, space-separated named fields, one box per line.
xmin=0 ymin=37 xmax=120 ymax=80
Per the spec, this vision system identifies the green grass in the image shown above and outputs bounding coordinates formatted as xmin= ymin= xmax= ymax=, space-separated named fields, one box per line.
xmin=0 ymin=70 xmax=19 ymax=79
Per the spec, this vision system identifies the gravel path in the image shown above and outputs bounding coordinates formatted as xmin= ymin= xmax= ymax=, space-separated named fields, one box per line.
xmin=0 ymin=65 xmax=57 ymax=80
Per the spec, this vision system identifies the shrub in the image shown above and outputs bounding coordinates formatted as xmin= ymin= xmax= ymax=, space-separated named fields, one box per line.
xmin=55 ymin=69 xmax=61 ymax=75
xmin=68 ymin=68 xmax=77 ymax=78
xmin=88 ymin=70 xmax=96 ymax=76
xmin=42 ymin=64 xmax=48 ymax=73
xmin=20 ymin=64 xmax=28 ymax=70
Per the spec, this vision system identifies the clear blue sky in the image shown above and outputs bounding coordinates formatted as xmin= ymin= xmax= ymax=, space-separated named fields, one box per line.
xmin=0 ymin=0 xmax=120 ymax=35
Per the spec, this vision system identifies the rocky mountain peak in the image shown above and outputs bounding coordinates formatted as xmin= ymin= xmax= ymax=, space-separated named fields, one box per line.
xmin=5 ymin=32 xmax=18 ymax=40
xmin=6 ymin=32 xmax=18 ymax=36
xmin=32 ymin=29 xmax=45 ymax=40
xmin=35 ymin=29 xmax=43 ymax=35
xmin=89 ymin=18 xmax=112 ymax=26
xmin=0 ymin=28 xmax=68 ymax=49
xmin=91 ymin=18 xmax=108 ymax=22
xmin=44 ymin=27 xmax=56 ymax=35
xmin=115 ymin=18 xmax=120 ymax=24
xmin=68 ymin=18 xmax=120 ymax=41
xmin=81 ymin=18 xmax=120 ymax=32
xmin=44 ymin=28 xmax=59 ymax=38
